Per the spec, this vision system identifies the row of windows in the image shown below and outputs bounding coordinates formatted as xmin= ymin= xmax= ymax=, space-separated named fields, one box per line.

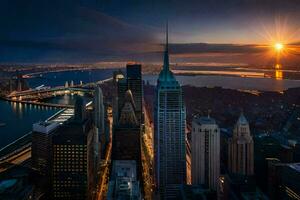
xmin=54 ymin=153 xmax=86 ymax=157
xmin=54 ymin=144 xmax=86 ymax=148
xmin=193 ymin=128 xmax=218 ymax=133
xmin=54 ymin=162 xmax=86 ymax=165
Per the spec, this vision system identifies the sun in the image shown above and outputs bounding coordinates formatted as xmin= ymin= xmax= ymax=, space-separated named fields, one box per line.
xmin=274 ymin=43 xmax=283 ymax=51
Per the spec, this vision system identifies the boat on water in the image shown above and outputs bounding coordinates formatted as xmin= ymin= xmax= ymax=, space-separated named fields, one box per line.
xmin=0 ymin=123 xmax=6 ymax=127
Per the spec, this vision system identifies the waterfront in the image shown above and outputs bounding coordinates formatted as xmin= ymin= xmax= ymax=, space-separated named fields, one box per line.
xmin=2 ymin=68 xmax=300 ymax=149
xmin=0 ymin=100 xmax=58 ymax=149
xmin=0 ymin=69 xmax=113 ymax=149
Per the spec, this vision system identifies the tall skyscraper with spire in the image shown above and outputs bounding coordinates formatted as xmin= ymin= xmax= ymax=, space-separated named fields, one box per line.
xmin=228 ymin=112 xmax=254 ymax=176
xmin=154 ymin=24 xmax=186 ymax=199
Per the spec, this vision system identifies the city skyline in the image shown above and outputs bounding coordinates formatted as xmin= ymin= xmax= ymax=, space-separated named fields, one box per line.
xmin=0 ymin=1 xmax=300 ymax=200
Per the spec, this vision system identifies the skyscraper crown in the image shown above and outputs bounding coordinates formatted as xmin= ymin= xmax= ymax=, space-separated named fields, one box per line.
xmin=158 ymin=22 xmax=176 ymax=82
xmin=237 ymin=112 xmax=248 ymax=125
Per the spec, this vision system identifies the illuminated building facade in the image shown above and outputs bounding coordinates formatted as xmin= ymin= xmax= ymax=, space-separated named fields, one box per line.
xmin=154 ymin=26 xmax=186 ymax=199
xmin=32 ymin=121 xmax=59 ymax=175
xmin=228 ymin=113 xmax=254 ymax=176
xmin=191 ymin=116 xmax=220 ymax=190
xmin=51 ymin=97 xmax=96 ymax=199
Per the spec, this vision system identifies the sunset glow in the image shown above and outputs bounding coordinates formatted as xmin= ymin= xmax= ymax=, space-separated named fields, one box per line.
xmin=275 ymin=43 xmax=283 ymax=51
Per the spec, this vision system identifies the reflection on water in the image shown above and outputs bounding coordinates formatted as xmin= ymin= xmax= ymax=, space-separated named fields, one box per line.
xmin=10 ymin=101 xmax=58 ymax=119
xmin=0 ymin=93 xmax=93 ymax=149
xmin=44 ymin=93 xmax=92 ymax=105
xmin=275 ymin=64 xmax=283 ymax=80
xmin=0 ymin=69 xmax=114 ymax=149
xmin=0 ymin=100 xmax=59 ymax=149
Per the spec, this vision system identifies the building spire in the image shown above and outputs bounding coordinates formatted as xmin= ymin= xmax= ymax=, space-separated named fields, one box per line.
xmin=163 ymin=21 xmax=170 ymax=72
xmin=166 ymin=20 xmax=168 ymax=51
xmin=158 ymin=21 xmax=176 ymax=82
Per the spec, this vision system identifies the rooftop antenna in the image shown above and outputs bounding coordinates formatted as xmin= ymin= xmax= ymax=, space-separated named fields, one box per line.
xmin=163 ymin=20 xmax=170 ymax=73
xmin=208 ymin=109 xmax=211 ymax=118
xmin=166 ymin=20 xmax=168 ymax=51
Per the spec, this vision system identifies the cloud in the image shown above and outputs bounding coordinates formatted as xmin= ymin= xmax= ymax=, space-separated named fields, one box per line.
xmin=0 ymin=0 xmax=300 ymax=65
xmin=0 ymin=0 xmax=161 ymax=63
xmin=168 ymin=43 xmax=265 ymax=54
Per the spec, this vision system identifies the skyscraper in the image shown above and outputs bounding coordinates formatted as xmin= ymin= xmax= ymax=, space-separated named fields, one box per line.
xmin=51 ymin=97 xmax=96 ymax=199
xmin=154 ymin=25 xmax=186 ymax=199
xmin=94 ymin=86 xmax=104 ymax=133
xmin=191 ymin=116 xmax=220 ymax=190
xmin=74 ymin=96 xmax=86 ymax=122
xmin=112 ymin=90 xmax=141 ymax=178
xmin=113 ymin=70 xmax=126 ymax=125
xmin=32 ymin=121 xmax=59 ymax=175
xmin=116 ymin=76 xmax=127 ymax=124
xmin=94 ymin=86 xmax=105 ymax=159
xmin=127 ymin=63 xmax=143 ymax=123
xmin=228 ymin=113 xmax=254 ymax=176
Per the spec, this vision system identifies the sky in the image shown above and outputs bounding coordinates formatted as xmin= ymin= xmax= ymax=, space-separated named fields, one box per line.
xmin=1 ymin=0 xmax=300 ymax=66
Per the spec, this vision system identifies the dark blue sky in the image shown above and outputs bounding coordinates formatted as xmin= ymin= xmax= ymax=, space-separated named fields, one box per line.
xmin=1 ymin=0 xmax=300 ymax=64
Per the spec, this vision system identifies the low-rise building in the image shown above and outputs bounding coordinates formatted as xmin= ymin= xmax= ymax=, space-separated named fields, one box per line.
xmin=107 ymin=160 xmax=142 ymax=200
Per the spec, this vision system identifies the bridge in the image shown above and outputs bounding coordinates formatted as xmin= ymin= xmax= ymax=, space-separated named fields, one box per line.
xmin=7 ymin=86 xmax=93 ymax=100
xmin=3 ymin=85 xmax=94 ymax=108
xmin=3 ymin=77 xmax=113 ymax=108
xmin=6 ymin=77 xmax=112 ymax=100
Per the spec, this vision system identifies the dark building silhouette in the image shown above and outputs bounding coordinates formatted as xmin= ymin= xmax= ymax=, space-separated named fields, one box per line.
xmin=74 ymin=96 xmax=86 ymax=122
xmin=0 ymin=165 xmax=36 ymax=199
xmin=116 ymin=75 xmax=127 ymax=124
xmin=51 ymin=98 xmax=96 ymax=199
xmin=112 ymin=70 xmax=126 ymax=125
xmin=112 ymin=90 xmax=141 ymax=178
xmin=219 ymin=174 xmax=267 ymax=200
xmin=126 ymin=63 xmax=143 ymax=123
xmin=267 ymin=160 xmax=300 ymax=199
xmin=178 ymin=184 xmax=216 ymax=199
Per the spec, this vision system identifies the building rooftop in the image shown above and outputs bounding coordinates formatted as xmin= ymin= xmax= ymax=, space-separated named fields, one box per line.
xmin=0 ymin=179 xmax=17 ymax=193
xmin=111 ymin=160 xmax=137 ymax=180
xmin=237 ymin=113 xmax=248 ymax=125
xmin=193 ymin=116 xmax=216 ymax=125
xmin=288 ymin=163 xmax=300 ymax=173
xmin=46 ymin=108 xmax=74 ymax=124
xmin=179 ymin=184 xmax=216 ymax=200
xmin=108 ymin=160 xmax=141 ymax=200
xmin=32 ymin=121 xmax=59 ymax=134
xmin=108 ymin=177 xmax=141 ymax=200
